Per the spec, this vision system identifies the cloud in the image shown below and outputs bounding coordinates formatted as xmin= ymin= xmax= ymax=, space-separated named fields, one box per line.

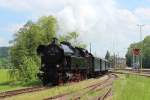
xmin=135 ymin=7 xmax=150 ymax=17
xmin=7 ymin=24 xmax=23 ymax=34
xmin=0 ymin=23 xmax=23 ymax=34
xmin=55 ymin=0 xmax=142 ymax=57
xmin=0 ymin=23 xmax=23 ymax=46
xmin=0 ymin=0 xmax=68 ymax=12
xmin=0 ymin=0 xmax=31 ymax=11
xmin=134 ymin=7 xmax=150 ymax=23
xmin=0 ymin=37 xmax=8 ymax=46
xmin=1 ymin=0 xmax=150 ymax=57
xmin=55 ymin=0 xmax=150 ymax=57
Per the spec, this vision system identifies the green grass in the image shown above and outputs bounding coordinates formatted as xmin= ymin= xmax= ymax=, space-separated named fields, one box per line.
xmin=3 ymin=75 xmax=109 ymax=100
xmin=0 ymin=69 xmax=20 ymax=91
xmin=0 ymin=69 xmax=41 ymax=92
xmin=80 ymin=87 xmax=109 ymax=100
xmin=0 ymin=69 xmax=10 ymax=83
xmin=113 ymin=74 xmax=150 ymax=100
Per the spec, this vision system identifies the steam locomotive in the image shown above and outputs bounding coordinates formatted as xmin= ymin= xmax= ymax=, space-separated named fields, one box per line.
xmin=37 ymin=38 xmax=110 ymax=85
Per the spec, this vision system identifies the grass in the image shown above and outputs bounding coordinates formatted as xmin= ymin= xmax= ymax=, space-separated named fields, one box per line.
xmin=0 ymin=69 xmax=41 ymax=92
xmin=0 ymin=69 xmax=10 ymax=83
xmin=0 ymin=69 xmax=22 ymax=92
xmin=113 ymin=74 xmax=150 ymax=100
xmin=67 ymin=83 xmax=104 ymax=100
xmin=3 ymin=75 xmax=108 ymax=100
xmin=80 ymin=87 xmax=110 ymax=100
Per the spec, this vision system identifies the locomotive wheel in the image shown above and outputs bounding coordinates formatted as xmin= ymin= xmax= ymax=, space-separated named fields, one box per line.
xmin=38 ymin=67 xmax=59 ymax=86
xmin=58 ymin=72 xmax=68 ymax=84
xmin=48 ymin=72 xmax=59 ymax=86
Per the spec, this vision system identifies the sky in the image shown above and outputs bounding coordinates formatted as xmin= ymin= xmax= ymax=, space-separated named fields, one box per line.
xmin=0 ymin=0 xmax=150 ymax=58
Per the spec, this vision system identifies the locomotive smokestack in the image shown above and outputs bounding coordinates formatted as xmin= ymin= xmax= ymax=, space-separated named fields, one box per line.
xmin=52 ymin=37 xmax=58 ymax=44
xmin=90 ymin=43 xmax=91 ymax=53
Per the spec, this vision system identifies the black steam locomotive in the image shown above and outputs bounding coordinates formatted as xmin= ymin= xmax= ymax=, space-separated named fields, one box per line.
xmin=37 ymin=38 xmax=110 ymax=85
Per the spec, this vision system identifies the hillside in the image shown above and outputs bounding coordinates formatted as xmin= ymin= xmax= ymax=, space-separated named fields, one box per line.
xmin=0 ymin=47 xmax=9 ymax=68
xmin=0 ymin=47 xmax=9 ymax=57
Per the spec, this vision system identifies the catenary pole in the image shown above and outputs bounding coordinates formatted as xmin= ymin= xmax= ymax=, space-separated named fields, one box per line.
xmin=137 ymin=24 xmax=144 ymax=73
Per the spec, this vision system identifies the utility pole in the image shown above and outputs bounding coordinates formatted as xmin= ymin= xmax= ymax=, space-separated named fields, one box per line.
xmin=112 ymin=39 xmax=115 ymax=69
xmin=132 ymin=47 xmax=134 ymax=70
xmin=137 ymin=24 xmax=144 ymax=73
xmin=114 ymin=53 xmax=116 ymax=70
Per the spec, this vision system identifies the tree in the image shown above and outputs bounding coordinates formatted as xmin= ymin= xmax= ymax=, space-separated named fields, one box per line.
xmin=126 ymin=51 xmax=132 ymax=67
xmin=0 ymin=47 xmax=10 ymax=69
xmin=105 ymin=50 xmax=110 ymax=60
xmin=126 ymin=35 xmax=150 ymax=68
xmin=0 ymin=47 xmax=9 ymax=57
xmin=38 ymin=16 xmax=57 ymax=44
xmin=59 ymin=32 xmax=86 ymax=48
xmin=142 ymin=36 xmax=150 ymax=68
xmin=10 ymin=16 xmax=86 ymax=81
xmin=10 ymin=16 xmax=57 ymax=81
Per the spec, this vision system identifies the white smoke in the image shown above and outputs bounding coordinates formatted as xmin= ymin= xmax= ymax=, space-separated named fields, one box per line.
xmin=55 ymin=0 xmax=140 ymax=57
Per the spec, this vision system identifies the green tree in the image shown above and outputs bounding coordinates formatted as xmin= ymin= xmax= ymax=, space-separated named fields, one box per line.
xmin=0 ymin=47 xmax=9 ymax=57
xmin=125 ymin=51 xmax=132 ymax=67
xmin=59 ymin=32 xmax=86 ymax=48
xmin=0 ymin=47 xmax=10 ymax=69
xmin=142 ymin=36 xmax=150 ymax=68
xmin=105 ymin=50 xmax=110 ymax=60
xmin=10 ymin=15 xmax=86 ymax=81
xmin=10 ymin=16 xmax=57 ymax=81
xmin=126 ymin=35 xmax=150 ymax=68
xmin=38 ymin=16 xmax=57 ymax=44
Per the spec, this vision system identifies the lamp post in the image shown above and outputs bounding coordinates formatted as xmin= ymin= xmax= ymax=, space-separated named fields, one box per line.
xmin=137 ymin=24 xmax=144 ymax=73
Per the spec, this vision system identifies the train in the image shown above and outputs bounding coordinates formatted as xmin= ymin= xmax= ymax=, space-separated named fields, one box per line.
xmin=37 ymin=38 xmax=110 ymax=85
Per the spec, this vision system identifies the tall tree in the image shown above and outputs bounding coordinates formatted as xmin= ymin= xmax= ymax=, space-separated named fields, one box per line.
xmin=142 ymin=36 xmax=150 ymax=68
xmin=10 ymin=16 xmax=86 ymax=81
xmin=105 ymin=50 xmax=110 ymax=60
xmin=38 ymin=16 xmax=57 ymax=44
xmin=0 ymin=47 xmax=10 ymax=69
xmin=126 ymin=35 xmax=150 ymax=68
xmin=10 ymin=16 xmax=57 ymax=81
xmin=59 ymin=32 xmax=86 ymax=48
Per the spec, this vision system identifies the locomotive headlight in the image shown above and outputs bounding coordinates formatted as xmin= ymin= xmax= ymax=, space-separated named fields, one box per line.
xmin=56 ymin=64 xmax=60 ymax=68
xmin=42 ymin=64 xmax=45 ymax=67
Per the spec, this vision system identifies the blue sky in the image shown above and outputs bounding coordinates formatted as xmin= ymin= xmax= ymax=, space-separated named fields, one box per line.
xmin=0 ymin=8 xmax=30 ymax=43
xmin=0 ymin=0 xmax=150 ymax=57
xmin=118 ymin=0 xmax=150 ymax=10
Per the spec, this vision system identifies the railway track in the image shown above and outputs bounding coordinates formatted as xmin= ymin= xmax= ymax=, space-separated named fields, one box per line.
xmin=111 ymin=70 xmax=150 ymax=77
xmin=0 ymin=86 xmax=49 ymax=99
xmin=113 ymin=68 xmax=150 ymax=72
xmin=111 ymin=68 xmax=150 ymax=74
xmin=72 ymin=74 xmax=117 ymax=100
xmin=44 ymin=73 xmax=118 ymax=100
xmin=0 ymin=74 xmax=110 ymax=99
xmin=0 ymin=74 xmax=109 ymax=99
xmin=0 ymin=73 xmax=118 ymax=100
xmin=96 ymin=74 xmax=117 ymax=100
xmin=98 ymin=88 xmax=112 ymax=100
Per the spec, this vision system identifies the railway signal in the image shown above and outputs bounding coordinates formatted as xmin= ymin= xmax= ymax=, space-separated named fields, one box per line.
xmin=133 ymin=48 xmax=140 ymax=56
xmin=132 ymin=48 xmax=140 ymax=71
